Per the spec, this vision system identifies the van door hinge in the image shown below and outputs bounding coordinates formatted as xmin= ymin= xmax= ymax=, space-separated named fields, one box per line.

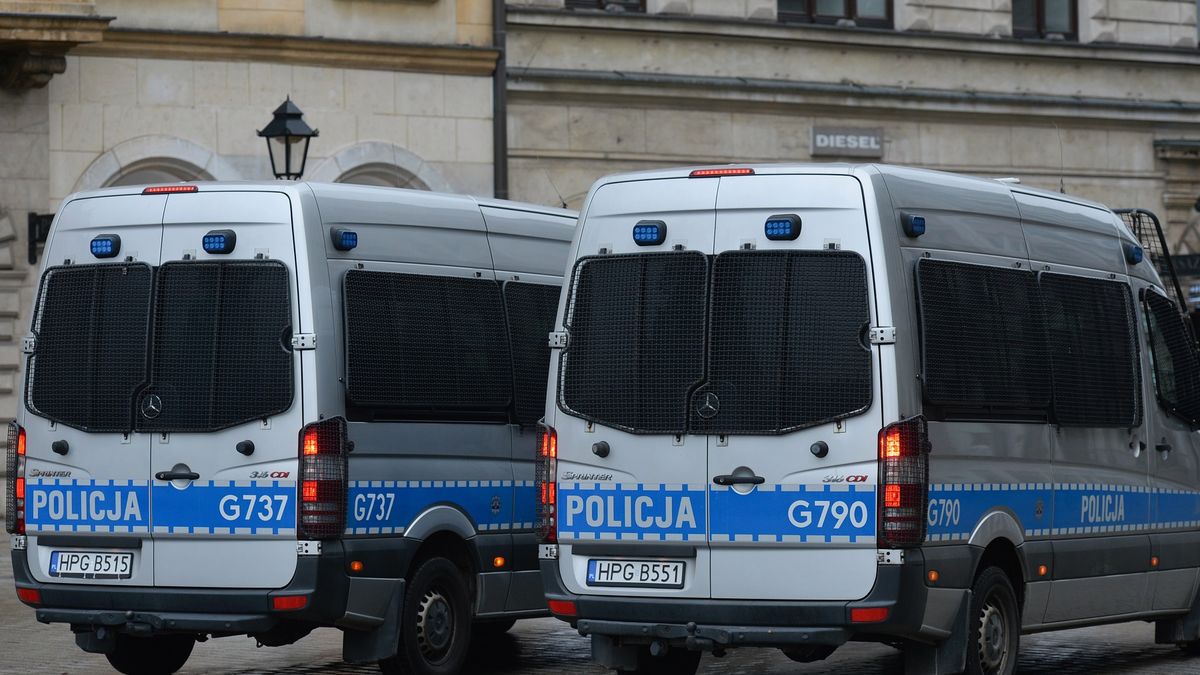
xmin=548 ymin=331 xmax=568 ymax=349
xmin=21 ymin=336 xmax=35 ymax=354
xmin=291 ymin=334 xmax=317 ymax=351
xmin=869 ymin=327 xmax=896 ymax=345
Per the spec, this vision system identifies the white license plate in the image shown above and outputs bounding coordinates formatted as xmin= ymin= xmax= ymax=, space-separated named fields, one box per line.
xmin=49 ymin=550 xmax=133 ymax=579
xmin=587 ymin=559 xmax=685 ymax=588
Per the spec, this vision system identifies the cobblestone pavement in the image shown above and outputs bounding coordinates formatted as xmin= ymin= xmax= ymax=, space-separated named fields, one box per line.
xmin=4 ymin=552 xmax=1200 ymax=674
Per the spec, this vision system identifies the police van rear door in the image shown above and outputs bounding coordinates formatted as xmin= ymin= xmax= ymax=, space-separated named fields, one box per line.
xmin=705 ymin=173 xmax=881 ymax=601
xmin=555 ymin=177 xmax=717 ymax=599
xmin=146 ymin=190 xmax=302 ymax=589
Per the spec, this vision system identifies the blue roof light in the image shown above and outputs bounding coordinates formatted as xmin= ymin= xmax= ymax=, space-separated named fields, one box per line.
xmin=90 ymin=235 xmax=120 ymax=259
xmin=632 ymin=221 xmax=667 ymax=246
xmin=1125 ymin=243 xmax=1144 ymax=265
xmin=202 ymin=229 xmax=236 ymax=254
xmin=902 ymin=213 xmax=926 ymax=238
xmin=331 ymin=227 xmax=358 ymax=251
xmin=764 ymin=214 xmax=801 ymax=241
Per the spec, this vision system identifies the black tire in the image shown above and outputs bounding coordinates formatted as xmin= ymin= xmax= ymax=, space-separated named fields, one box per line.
xmin=105 ymin=634 xmax=195 ymax=675
xmin=1179 ymin=639 xmax=1200 ymax=656
xmin=619 ymin=647 xmax=702 ymax=675
xmin=472 ymin=618 xmax=517 ymax=637
xmin=965 ymin=566 xmax=1021 ymax=675
xmin=379 ymin=557 xmax=472 ymax=675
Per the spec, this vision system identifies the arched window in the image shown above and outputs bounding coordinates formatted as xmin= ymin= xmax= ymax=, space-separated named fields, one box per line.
xmin=104 ymin=159 xmax=210 ymax=187
xmin=336 ymin=163 xmax=428 ymax=190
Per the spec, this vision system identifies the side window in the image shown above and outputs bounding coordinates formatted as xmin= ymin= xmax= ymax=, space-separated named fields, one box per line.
xmin=1040 ymin=273 xmax=1140 ymax=427
xmin=504 ymin=282 xmax=561 ymax=425
xmin=1143 ymin=290 xmax=1200 ymax=426
xmin=344 ymin=270 xmax=513 ymax=421
xmin=916 ymin=259 xmax=1050 ymax=420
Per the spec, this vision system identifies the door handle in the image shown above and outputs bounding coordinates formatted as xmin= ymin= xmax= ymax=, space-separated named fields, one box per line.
xmin=1157 ymin=443 xmax=1173 ymax=454
xmin=712 ymin=474 xmax=765 ymax=486
xmin=155 ymin=470 xmax=200 ymax=481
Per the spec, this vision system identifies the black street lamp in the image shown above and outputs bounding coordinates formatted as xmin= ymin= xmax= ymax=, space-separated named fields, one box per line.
xmin=257 ymin=97 xmax=318 ymax=180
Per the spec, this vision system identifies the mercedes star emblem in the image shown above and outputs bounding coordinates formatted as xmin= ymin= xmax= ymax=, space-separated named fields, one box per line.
xmin=697 ymin=392 xmax=720 ymax=419
xmin=140 ymin=394 xmax=163 ymax=419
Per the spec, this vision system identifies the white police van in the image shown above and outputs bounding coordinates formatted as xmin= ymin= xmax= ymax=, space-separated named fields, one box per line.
xmin=6 ymin=181 xmax=575 ymax=674
xmin=536 ymin=164 xmax=1200 ymax=675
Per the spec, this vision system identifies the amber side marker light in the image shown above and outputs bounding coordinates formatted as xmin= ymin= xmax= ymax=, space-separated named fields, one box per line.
xmin=492 ymin=556 xmax=506 ymax=569
xmin=1151 ymin=556 xmax=1160 ymax=568
xmin=349 ymin=560 xmax=364 ymax=573
xmin=1037 ymin=565 xmax=1049 ymax=577
xmin=926 ymin=570 xmax=939 ymax=584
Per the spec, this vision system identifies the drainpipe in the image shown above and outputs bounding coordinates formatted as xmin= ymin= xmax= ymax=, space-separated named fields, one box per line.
xmin=492 ymin=0 xmax=509 ymax=199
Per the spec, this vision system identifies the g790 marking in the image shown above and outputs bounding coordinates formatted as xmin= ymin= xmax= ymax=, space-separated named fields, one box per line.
xmin=787 ymin=499 xmax=870 ymax=530
xmin=927 ymin=498 xmax=961 ymax=527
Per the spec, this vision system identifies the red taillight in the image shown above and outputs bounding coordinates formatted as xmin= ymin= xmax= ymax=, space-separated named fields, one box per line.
xmin=535 ymin=425 xmax=558 ymax=544
xmin=689 ymin=167 xmax=755 ymax=178
xmin=547 ymin=599 xmax=577 ymax=617
xmin=16 ymin=587 xmax=40 ymax=605
xmin=6 ymin=423 xmax=25 ymax=535
xmin=877 ymin=416 xmax=930 ymax=549
xmin=272 ymin=594 xmax=309 ymax=611
xmin=850 ymin=606 xmax=889 ymax=623
xmin=142 ymin=184 xmax=198 ymax=195
xmin=297 ymin=418 xmax=348 ymax=540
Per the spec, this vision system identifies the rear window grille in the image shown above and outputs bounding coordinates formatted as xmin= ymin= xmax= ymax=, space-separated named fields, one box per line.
xmin=26 ymin=263 xmax=153 ymax=432
xmin=917 ymin=259 xmax=1050 ymax=417
xmin=559 ymin=252 xmax=709 ymax=434
xmin=504 ymin=282 xmax=561 ymax=425
xmin=691 ymin=251 xmax=872 ymax=434
xmin=1040 ymin=273 xmax=1141 ymax=427
xmin=1144 ymin=290 xmax=1200 ymax=426
xmin=140 ymin=261 xmax=293 ymax=432
xmin=344 ymin=271 xmax=513 ymax=417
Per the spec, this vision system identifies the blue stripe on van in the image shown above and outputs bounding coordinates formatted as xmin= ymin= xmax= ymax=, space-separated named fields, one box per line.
xmin=344 ymin=480 xmax=538 ymax=536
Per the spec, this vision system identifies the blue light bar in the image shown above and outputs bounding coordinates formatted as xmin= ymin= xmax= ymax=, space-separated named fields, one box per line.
xmin=902 ymin=213 xmax=926 ymax=238
xmin=331 ymin=228 xmax=358 ymax=251
xmin=764 ymin=214 xmax=801 ymax=241
xmin=633 ymin=221 xmax=667 ymax=246
xmin=1125 ymin=243 xmax=1143 ymax=265
xmin=202 ymin=229 xmax=236 ymax=254
xmin=90 ymin=234 xmax=120 ymax=259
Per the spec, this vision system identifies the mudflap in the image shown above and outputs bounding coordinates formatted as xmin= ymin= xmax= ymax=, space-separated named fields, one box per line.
xmin=1156 ymin=588 xmax=1200 ymax=645
xmin=904 ymin=590 xmax=972 ymax=675
xmin=342 ymin=579 xmax=406 ymax=663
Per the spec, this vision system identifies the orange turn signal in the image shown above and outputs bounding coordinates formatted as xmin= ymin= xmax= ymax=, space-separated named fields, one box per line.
xmin=493 ymin=556 xmax=506 ymax=569
xmin=926 ymin=570 xmax=939 ymax=584
xmin=1037 ymin=565 xmax=1048 ymax=577
xmin=350 ymin=560 xmax=364 ymax=573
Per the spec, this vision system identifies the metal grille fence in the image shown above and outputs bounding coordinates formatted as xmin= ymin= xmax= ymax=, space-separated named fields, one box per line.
xmin=917 ymin=259 xmax=1050 ymax=416
xmin=1117 ymin=209 xmax=1186 ymax=312
xmin=691 ymin=250 xmax=872 ymax=434
xmin=559 ymin=252 xmax=709 ymax=434
xmin=504 ymin=282 xmax=561 ymax=425
xmin=1040 ymin=273 xmax=1141 ymax=427
xmin=344 ymin=271 xmax=513 ymax=416
xmin=1144 ymin=290 xmax=1200 ymax=426
xmin=26 ymin=263 xmax=153 ymax=432
xmin=140 ymin=261 xmax=293 ymax=432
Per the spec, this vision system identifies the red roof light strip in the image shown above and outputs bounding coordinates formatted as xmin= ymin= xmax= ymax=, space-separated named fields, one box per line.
xmin=689 ymin=168 xmax=755 ymax=178
xmin=142 ymin=185 xmax=199 ymax=195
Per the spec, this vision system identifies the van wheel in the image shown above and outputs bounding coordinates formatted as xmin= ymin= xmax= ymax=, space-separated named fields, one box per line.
xmin=966 ymin=567 xmax=1020 ymax=675
xmin=379 ymin=557 xmax=472 ymax=675
xmin=105 ymin=634 xmax=195 ymax=675
xmin=619 ymin=647 xmax=701 ymax=675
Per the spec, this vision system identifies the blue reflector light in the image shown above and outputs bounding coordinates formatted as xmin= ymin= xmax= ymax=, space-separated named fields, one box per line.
xmin=632 ymin=221 xmax=667 ymax=246
xmin=90 ymin=235 xmax=120 ymax=259
xmin=764 ymin=214 xmax=802 ymax=241
xmin=1125 ymin=243 xmax=1144 ymax=265
xmin=331 ymin=228 xmax=358 ymax=251
xmin=902 ymin=213 xmax=926 ymax=238
xmin=202 ymin=229 xmax=236 ymax=254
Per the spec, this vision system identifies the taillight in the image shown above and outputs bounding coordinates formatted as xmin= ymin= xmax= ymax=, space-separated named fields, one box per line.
xmin=6 ymin=423 xmax=25 ymax=535
xmin=298 ymin=418 xmax=348 ymax=540
xmin=535 ymin=425 xmax=558 ymax=544
xmin=689 ymin=167 xmax=755 ymax=178
xmin=877 ymin=416 xmax=930 ymax=548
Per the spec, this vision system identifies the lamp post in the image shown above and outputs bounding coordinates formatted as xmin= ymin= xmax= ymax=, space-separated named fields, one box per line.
xmin=257 ymin=97 xmax=318 ymax=180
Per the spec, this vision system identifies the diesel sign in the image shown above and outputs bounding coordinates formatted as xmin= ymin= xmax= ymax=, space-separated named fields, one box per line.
xmin=812 ymin=127 xmax=884 ymax=158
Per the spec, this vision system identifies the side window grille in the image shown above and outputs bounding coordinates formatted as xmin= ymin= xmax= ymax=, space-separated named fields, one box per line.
xmin=25 ymin=263 xmax=153 ymax=433
xmin=917 ymin=259 xmax=1050 ymax=419
xmin=344 ymin=271 xmax=513 ymax=419
xmin=1040 ymin=273 xmax=1141 ymax=427
xmin=504 ymin=282 xmax=561 ymax=426
xmin=1144 ymin=290 xmax=1200 ymax=426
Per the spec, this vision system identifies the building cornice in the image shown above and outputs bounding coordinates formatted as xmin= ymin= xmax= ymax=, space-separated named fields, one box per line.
xmin=0 ymin=9 xmax=112 ymax=88
xmin=72 ymin=28 xmax=500 ymax=76
xmin=508 ymin=7 xmax=1200 ymax=69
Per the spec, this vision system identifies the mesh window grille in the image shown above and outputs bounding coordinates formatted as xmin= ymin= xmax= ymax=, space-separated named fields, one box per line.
xmin=691 ymin=250 xmax=872 ymax=434
xmin=140 ymin=261 xmax=293 ymax=432
xmin=559 ymin=252 xmax=709 ymax=434
xmin=26 ymin=263 xmax=153 ymax=432
xmin=1144 ymin=290 xmax=1200 ymax=426
xmin=344 ymin=271 xmax=513 ymax=416
xmin=504 ymin=282 xmax=561 ymax=425
xmin=917 ymin=259 xmax=1050 ymax=416
xmin=1040 ymin=273 xmax=1141 ymax=427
